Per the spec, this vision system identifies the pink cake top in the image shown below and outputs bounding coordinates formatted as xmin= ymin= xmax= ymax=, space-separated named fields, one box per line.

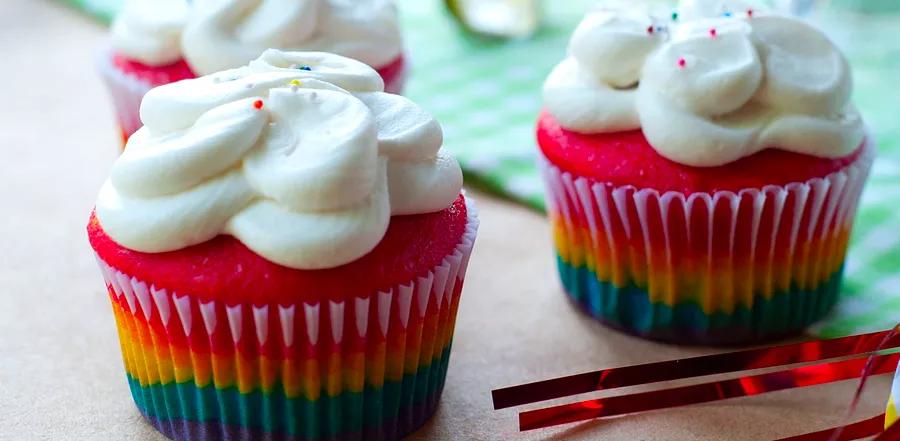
xmin=89 ymin=195 xmax=468 ymax=306
xmin=538 ymin=111 xmax=866 ymax=195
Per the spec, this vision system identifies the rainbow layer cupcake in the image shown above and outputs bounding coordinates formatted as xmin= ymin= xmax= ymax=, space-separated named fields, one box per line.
xmin=88 ymin=51 xmax=475 ymax=440
xmin=99 ymin=0 xmax=406 ymax=143
xmin=537 ymin=2 xmax=872 ymax=344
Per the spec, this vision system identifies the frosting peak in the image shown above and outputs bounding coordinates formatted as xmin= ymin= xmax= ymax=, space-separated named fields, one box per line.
xmin=110 ymin=0 xmax=189 ymax=66
xmin=544 ymin=1 xmax=864 ymax=167
xmin=111 ymin=0 xmax=402 ymax=73
xmin=96 ymin=51 xmax=462 ymax=269
xmin=569 ymin=9 xmax=662 ymax=88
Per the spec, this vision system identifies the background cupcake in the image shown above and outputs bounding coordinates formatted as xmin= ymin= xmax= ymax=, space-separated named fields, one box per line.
xmin=100 ymin=0 xmax=406 ymax=143
xmin=89 ymin=50 xmax=475 ymax=440
xmin=538 ymin=2 xmax=872 ymax=344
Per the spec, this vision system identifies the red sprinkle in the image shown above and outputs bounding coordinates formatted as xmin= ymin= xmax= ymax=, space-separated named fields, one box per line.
xmin=709 ymin=27 xmax=717 ymax=38
xmin=253 ymin=99 xmax=264 ymax=110
xmin=646 ymin=25 xmax=654 ymax=34
xmin=747 ymin=8 xmax=754 ymax=17
xmin=677 ymin=57 xmax=686 ymax=69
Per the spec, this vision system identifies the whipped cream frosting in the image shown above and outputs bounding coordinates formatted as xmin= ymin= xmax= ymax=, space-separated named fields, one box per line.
xmin=110 ymin=0 xmax=190 ymax=66
xmin=110 ymin=0 xmax=403 ymax=74
xmin=543 ymin=0 xmax=865 ymax=167
xmin=96 ymin=50 xmax=462 ymax=269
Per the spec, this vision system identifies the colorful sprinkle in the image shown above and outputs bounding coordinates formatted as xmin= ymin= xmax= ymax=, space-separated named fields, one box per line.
xmin=709 ymin=27 xmax=717 ymax=38
xmin=647 ymin=25 xmax=654 ymax=34
xmin=747 ymin=9 xmax=754 ymax=17
xmin=299 ymin=66 xmax=312 ymax=71
xmin=677 ymin=57 xmax=687 ymax=69
xmin=723 ymin=11 xmax=732 ymax=17
xmin=253 ymin=100 xmax=263 ymax=110
xmin=289 ymin=79 xmax=302 ymax=87
xmin=671 ymin=11 xmax=678 ymax=21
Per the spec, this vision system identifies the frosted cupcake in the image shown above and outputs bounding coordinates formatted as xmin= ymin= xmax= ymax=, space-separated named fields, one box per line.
xmin=89 ymin=50 xmax=476 ymax=440
xmin=100 ymin=0 xmax=405 ymax=143
xmin=538 ymin=1 xmax=872 ymax=344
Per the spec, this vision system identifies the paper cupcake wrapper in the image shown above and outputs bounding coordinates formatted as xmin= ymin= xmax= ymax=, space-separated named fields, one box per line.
xmin=541 ymin=148 xmax=874 ymax=344
xmin=92 ymin=202 xmax=478 ymax=440
xmin=97 ymin=50 xmax=157 ymax=143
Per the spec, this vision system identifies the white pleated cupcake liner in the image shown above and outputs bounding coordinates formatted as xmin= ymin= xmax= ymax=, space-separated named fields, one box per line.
xmin=540 ymin=144 xmax=874 ymax=343
xmin=97 ymin=48 xmax=155 ymax=140
xmin=92 ymin=199 xmax=479 ymax=440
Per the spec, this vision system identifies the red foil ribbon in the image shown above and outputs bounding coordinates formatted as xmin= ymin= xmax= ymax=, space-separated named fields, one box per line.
xmin=492 ymin=328 xmax=900 ymax=435
xmin=518 ymin=352 xmax=899 ymax=431
xmin=875 ymin=422 xmax=900 ymax=441
xmin=494 ymin=330 xmax=898 ymax=410
xmin=776 ymin=326 xmax=900 ymax=441
xmin=519 ymin=354 xmax=900 ymax=431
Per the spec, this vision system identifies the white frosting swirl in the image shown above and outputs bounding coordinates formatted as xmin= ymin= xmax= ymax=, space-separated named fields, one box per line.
xmin=110 ymin=0 xmax=189 ymax=65
xmin=544 ymin=1 xmax=865 ymax=167
xmin=110 ymin=0 xmax=403 ymax=73
xmin=96 ymin=51 xmax=461 ymax=269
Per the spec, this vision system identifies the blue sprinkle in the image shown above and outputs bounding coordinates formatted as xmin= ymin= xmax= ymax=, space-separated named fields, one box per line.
xmin=299 ymin=65 xmax=312 ymax=71
xmin=723 ymin=11 xmax=732 ymax=17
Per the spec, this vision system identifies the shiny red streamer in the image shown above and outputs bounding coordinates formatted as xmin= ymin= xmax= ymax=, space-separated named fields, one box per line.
xmin=871 ymin=421 xmax=900 ymax=441
xmin=776 ymin=326 xmax=900 ymax=440
xmin=518 ymin=353 xmax=899 ymax=431
xmin=874 ymin=422 xmax=900 ymax=441
xmin=493 ymin=329 xmax=897 ymax=410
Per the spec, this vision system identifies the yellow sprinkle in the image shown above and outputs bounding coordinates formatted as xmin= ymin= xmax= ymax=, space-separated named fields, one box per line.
xmin=289 ymin=79 xmax=302 ymax=87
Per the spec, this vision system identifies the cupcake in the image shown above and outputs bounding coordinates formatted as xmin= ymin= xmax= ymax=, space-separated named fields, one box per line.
xmin=88 ymin=50 xmax=475 ymax=440
xmin=538 ymin=1 xmax=872 ymax=344
xmin=100 ymin=0 xmax=406 ymax=143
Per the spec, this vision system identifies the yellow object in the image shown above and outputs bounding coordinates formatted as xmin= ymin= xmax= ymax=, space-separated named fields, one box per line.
xmin=445 ymin=0 xmax=539 ymax=38
xmin=889 ymin=362 xmax=900 ymax=429
xmin=289 ymin=79 xmax=302 ymax=87
xmin=888 ymin=396 xmax=898 ymax=429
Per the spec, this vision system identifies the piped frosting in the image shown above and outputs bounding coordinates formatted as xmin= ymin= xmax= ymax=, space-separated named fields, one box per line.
xmin=96 ymin=50 xmax=462 ymax=270
xmin=110 ymin=0 xmax=403 ymax=74
xmin=543 ymin=0 xmax=864 ymax=167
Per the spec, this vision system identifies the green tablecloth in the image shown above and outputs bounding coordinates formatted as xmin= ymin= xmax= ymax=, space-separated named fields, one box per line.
xmin=61 ymin=0 xmax=900 ymax=337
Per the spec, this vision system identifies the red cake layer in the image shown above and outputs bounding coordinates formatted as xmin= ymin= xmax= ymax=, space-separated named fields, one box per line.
xmin=112 ymin=54 xmax=196 ymax=87
xmin=89 ymin=195 xmax=468 ymax=306
xmin=111 ymin=53 xmax=406 ymax=89
xmin=374 ymin=53 xmax=405 ymax=86
xmin=537 ymin=111 xmax=866 ymax=194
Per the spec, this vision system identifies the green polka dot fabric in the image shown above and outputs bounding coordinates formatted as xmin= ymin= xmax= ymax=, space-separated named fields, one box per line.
xmin=63 ymin=0 xmax=900 ymax=337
